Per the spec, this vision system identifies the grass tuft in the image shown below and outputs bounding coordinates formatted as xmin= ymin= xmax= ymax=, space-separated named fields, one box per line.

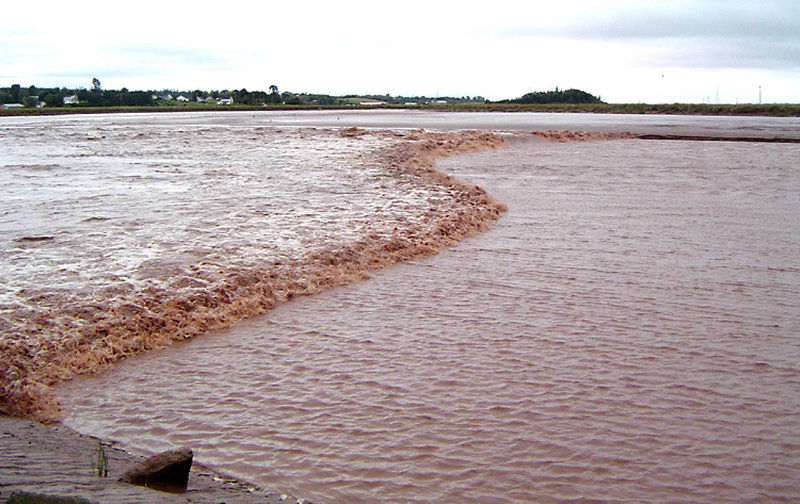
xmin=90 ymin=441 xmax=108 ymax=477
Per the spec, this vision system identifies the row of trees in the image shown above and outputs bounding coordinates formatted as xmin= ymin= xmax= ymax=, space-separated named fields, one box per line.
xmin=0 ymin=81 xmax=287 ymax=108
xmin=1 ymin=79 xmax=494 ymax=109
xmin=0 ymin=83 xmax=152 ymax=107
xmin=2 ymin=80 xmax=604 ymax=109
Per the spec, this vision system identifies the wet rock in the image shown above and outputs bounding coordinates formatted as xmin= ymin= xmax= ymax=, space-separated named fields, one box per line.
xmin=15 ymin=236 xmax=54 ymax=243
xmin=118 ymin=447 xmax=193 ymax=493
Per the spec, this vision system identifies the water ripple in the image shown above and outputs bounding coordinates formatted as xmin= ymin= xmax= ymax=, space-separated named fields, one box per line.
xmin=59 ymin=134 xmax=800 ymax=503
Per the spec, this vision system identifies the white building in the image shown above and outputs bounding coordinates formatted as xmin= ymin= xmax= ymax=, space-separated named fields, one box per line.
xmin=63 ymin=95 xmax=79 ymax=105
xmin=217 ymin=97 xmax=234 ymax=105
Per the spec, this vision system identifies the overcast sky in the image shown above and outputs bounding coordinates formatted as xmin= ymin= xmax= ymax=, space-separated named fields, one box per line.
xmin=2 ymin=0 xmax=798 ymax=103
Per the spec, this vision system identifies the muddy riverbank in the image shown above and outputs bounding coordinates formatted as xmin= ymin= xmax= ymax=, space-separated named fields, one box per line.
xmin=0 ymin=414 xmax=304 ymax=504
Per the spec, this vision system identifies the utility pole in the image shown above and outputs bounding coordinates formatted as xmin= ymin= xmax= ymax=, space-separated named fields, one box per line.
xmin=758 ymin=85 xmax=762 ymax=104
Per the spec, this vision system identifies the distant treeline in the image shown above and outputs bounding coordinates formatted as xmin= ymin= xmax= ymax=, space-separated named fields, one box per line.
xmin=0 ymin=81 xmax=487 ymax=109
xmin=2 ymin=82 xmax=798 ymax=117
xmin=0 ymin=81 xmax=596 ymax=109
xmin=0 ymin=83 xmax=154 ymax=107
xmin=0 ymin=83 xmax=277 ymax=108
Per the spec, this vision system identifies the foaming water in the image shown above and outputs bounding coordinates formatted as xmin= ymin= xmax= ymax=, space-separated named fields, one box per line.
xmin=59 ymin=135 xmax=800 ymax=503
xmin=0 ymin=122 xmax=397 ymax=302
xmin=1 ymin=115 xmax=504 ymax=419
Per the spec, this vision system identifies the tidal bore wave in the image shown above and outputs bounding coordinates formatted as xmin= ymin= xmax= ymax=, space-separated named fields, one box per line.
xmin=0 ymin=126 xmax=506 ymax=421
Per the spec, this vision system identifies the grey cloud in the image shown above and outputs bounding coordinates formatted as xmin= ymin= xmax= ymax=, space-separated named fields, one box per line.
xmin=505 ymin=2 xmax=799 ymax=40
xmin=39 ymin=67 xmax=154 ymax=80
xmin=499 ymin=2 xmax=800 ymax=70
xmin=631 ymin=37 xmax=800 ymax=70
xmin=586 ymin=15 xmax=796 ymax=41
xmin=111 ymin=44 xmax=228 ymax=67
xmin=33 ymin=46 xmax=236 ymax=84
xmin=565 ymin=2 xmax=798 ymax=41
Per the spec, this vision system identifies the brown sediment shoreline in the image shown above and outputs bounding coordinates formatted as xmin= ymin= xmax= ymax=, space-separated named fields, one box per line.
xmin=522 ymin=129 xmax=635 ymax=142
xmin=516 ymin=129 xmax=800 ymax=143
xmin=0 ymin=128 xmax=507 ymax=423
xmin=634 ymin=133 xmax=800 ymax=143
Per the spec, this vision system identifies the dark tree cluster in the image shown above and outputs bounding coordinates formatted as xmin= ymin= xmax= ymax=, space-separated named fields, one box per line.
xmin=508 ymin=88 xmax=603 ymax=104
xmin=0 ymin=83 xmax=153 ymax=107
xmin=0 ymin=84 xmax=70 ymax=107
xmin=77 ymin=88 xmax=154 ymax=107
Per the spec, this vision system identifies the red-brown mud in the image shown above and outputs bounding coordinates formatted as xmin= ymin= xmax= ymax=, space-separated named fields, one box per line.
xmin=0 ymin=129 xmax=507 ymax=422
xmin=523 ymin=129 xmax=635 ymax=142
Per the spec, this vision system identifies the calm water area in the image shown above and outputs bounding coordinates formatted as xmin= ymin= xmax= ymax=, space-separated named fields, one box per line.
xmin=5 ymin=111 xmax=799 ymax=503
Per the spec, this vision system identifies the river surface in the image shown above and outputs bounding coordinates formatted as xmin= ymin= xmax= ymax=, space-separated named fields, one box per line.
xmin=9 ymin=111 xmax=799 ymax=503
xmin=6 ymin=109 xmax=800 ymax=139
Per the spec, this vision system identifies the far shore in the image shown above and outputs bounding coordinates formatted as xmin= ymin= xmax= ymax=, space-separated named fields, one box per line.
xmin=2 ymin=102 xmax=800 ymax=117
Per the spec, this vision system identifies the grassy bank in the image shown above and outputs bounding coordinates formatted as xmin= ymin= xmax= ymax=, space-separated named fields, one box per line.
xmin=417 ymin=102 xmax=800 ymax=116
xmin=2 ymin=102 xmax=799 ymax=117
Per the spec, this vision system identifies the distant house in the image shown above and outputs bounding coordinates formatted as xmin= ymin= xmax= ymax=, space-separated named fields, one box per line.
xmin=63 ymin=95 xmax=79 ymax=105
xmin=217 ymin=97 xmax=234 ymax=105
xmin=404 ymin=101 xmax=418 ymax=105
xmin=164 ymin=94 xmax=173 ymax=100
xmin=1 ymin=103 xmax=24 ymax=109
xmin=176 ymin=95 xmax=190 ymax=102
xmin=151 ymin=94 xmax=160 ymax=100
xmin=359 ymin=100 xmax=384 ymax=106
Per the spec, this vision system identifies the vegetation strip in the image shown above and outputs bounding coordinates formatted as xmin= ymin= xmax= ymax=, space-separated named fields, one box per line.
xmin=2 ymin=82 xmax=798 ymax=117
xmin=3 ymin=103 xmax=800 ymax=117
xmin=635 ymin=134 xmax=800 ymax=143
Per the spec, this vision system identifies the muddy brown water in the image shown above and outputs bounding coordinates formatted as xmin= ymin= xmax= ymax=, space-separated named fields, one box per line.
xmin=48 ymin=119 xmax=800 ymax=504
